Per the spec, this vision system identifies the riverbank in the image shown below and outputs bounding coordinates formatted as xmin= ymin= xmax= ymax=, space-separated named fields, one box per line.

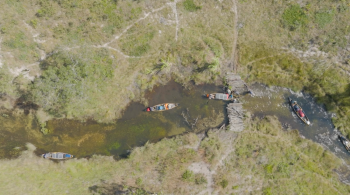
xmin=1 ymin=102 xmax=349 ymax=194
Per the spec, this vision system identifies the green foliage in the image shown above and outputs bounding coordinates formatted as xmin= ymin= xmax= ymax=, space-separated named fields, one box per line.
xmin=208 ymin=57 xmax=219 ymax=72
xmin=3 ymin=32 xmax=26 ymax=49
xmin=29 ymin=19 xmax=38 ymax=28
xmin=264 ymin=164 xmax=274 ymax=174
xmin=220 ymin=179 xmax=228 ymax=188
xmin=232 ymin=185 xmax=239 ymax=190
xmin=315 ymin=10 xmax=333 ymax=28
xmin=263 ymin=187 xmax=272 ymax=195
xmin=30 ymin=50 xmax=114 ymax=116
xmin=203 ymin=37 xmax=223 ymax=57
xmin=135 ymin=177 xmax=142 ymax=186
xmin=36 ymin=0 xmax=56 ymax=17
xmin=182 ymin=170 xmax=194 ymax=181
xmin=183 ymin=0 xmax=201 ymax=12
xmin=194 ymin=174 xmax=207 ymax=185
xmin=109 ymin=142 xmax=121 ymax=151
xmin=121 ymin=31 xmax=155 ymax=56
xmin=282 ymin=4 xmax=308 ymax=30
xmin=40 ymin=122 xmax=49 ymax=135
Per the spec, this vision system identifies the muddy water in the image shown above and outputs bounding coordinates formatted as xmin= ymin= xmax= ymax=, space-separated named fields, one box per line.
xmin=0 ymin=81 xmax=228 ymax=159
xmin=243 ymin=83 xmax=350 ymax=160
xmin=2 ymin=81 xmax=350 ymax=165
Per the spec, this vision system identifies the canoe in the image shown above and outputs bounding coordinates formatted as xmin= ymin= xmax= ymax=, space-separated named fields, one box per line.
xmin=205 ymin=93 xmax=235 ymax=101
xmin=339 ymin=135 xmax=350 ymax=152
xmin=289 ymin=97 xmax=310 ymax=125
xmin=146 ymin=103 xmax=179 ymax=112
xmin=42 ymin=152 xmax=74 ymax=160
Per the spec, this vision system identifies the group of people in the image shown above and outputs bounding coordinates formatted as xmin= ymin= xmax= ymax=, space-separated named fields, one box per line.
xmin=292 ymin=101 xmax=305 ymax=118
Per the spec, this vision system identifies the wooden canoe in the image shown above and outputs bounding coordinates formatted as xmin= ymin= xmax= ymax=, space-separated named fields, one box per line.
xmin=42 ymin=152 xmax=74 ymax=160
xmin=206 ymin=93 xmax=236 ymax=101
xmin=146 ymin=103 xmax=179 ymax=112
xmin=339 ymin=135 xmax=350 ymax=152
xmin=289 ymin=97 xmax=310 ymax=125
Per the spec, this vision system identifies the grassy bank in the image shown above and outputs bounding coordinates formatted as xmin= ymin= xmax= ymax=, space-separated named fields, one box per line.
xmin=1 ymin=115 xmax=349 ymax=194
xmin=0 ymin=0 xmax=235 ymax=122
xmin=237 ymin=0 xmax=350 ymax=135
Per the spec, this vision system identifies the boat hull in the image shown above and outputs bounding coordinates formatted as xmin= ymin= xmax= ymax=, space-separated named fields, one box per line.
xmin=146 ymin=103 xmax=179 ymax=112
xmin=42 ymin=152 xmax=74 ymax=160
xmin=289 ymin=98 xmax=310 ymax=125
xmin=206 ymin=93 xmax=235 ymax=101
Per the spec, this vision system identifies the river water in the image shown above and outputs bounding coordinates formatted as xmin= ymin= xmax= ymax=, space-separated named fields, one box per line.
xmin=0 ymin=81 xmax=228 ymax=159
xmin=243 ymin=83 xmax=350 ymax=160
xmin=1 ymin=81 xmax=350 ymax=165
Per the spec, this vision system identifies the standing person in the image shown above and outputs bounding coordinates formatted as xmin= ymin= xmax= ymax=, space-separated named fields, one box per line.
xmin=227 ymin=88 xmax=231 ymax=95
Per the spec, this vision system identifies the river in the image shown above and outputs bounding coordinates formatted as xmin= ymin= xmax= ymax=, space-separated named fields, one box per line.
xmin=1 ymin=81 xmax=350 ymax=164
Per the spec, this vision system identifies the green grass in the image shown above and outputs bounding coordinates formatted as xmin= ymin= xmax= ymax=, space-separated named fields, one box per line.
xmin=0 ymin=0 xmax=236 ymax=122
xmin=238 ymin=0 xmax=350 ymax=136
xmin=213 ymin=116 xmax=350 ymax=194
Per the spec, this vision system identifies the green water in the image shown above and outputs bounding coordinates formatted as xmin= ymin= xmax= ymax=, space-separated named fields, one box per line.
xmin=0 ymin=81 xmax=228 ymax=159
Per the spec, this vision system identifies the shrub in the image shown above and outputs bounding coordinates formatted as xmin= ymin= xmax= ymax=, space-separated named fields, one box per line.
xmin=194 ymin=174 xmax=207 ymax=185
xmin=282 ymin=4 xmax=308 ymax=30
xmin=183 ymin=0 xmax=201 ymax=12
xmin=136 ymin=177 xmax=142 ymax=186
xmin=263 ymin=187 xmax=272 ymax=195
xmin=315 ymin=11 xmax=333 ymax=28
xmin=182 ymin=170 xmax=194 ymax=181
xmin=29 ymin=20 xmax=38 ymax=28
xmin=220 ymin=179 xmax=228 ymax=188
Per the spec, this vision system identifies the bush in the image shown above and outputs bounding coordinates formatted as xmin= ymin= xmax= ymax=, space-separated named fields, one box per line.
xmin=263 ymin=187 xmax=272 ymax=195
xmin=194 ymin=174 xmax=207 ymax=185
xmin=182 ymin=170 xmax=194 ymax=181
xmin=220 ymin=179 xmax=228 ymax=188
xmin=136 ymin=178 xmax=142 ymax=186
xmin=183 ymin=0 xmax=201 ymax=12
xmin=282 ymin=4 xmax=308 ymax=30
xmin=315 ymin=11 xmax=333 ymax=28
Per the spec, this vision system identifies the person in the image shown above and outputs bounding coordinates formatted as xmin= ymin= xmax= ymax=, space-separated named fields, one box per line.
xmin=248 ymin=89 xmax=255 ymax=97
xmin=227 ymin=88 xmax=231 ymax=95
xmin=292 ymin=101 xmax=299 ymax=111
xmin=233 ymin=90 xmax=240 ymax=98
xmin=298 ymin=108 xmax=305 ymax=118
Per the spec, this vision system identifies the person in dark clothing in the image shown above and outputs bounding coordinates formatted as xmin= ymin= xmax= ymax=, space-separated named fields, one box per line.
xmin=292 ymin=101 xmax=299 ymax=111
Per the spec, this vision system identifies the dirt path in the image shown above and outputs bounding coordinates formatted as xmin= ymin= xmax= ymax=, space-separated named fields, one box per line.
xmin=231 ymin=0 xmax=238 ymax=72
xmin=188 ymin=103 xmax=242 ymax=195
xmin=0 ymin=37 xmax=3 ymax=68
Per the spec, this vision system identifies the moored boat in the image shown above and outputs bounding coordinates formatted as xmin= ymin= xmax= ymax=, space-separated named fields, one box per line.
xmin=205 ymin=93 xmax=235 ymax=101
xmin=339 ymin=135 xmax=350 ymax=152
xmin=289 ymin=97 xmax=310 ymax=125
xmin=146 ymin=103 xmax=179 ymax=112
xmin=42 ymin=152 xmax=74 ymax=160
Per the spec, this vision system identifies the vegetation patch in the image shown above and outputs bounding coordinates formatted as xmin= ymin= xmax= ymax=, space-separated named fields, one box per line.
xmin=282 ymin=4 xmax=308 ymax=30
xmin=315 ymin=10 xmax=334 ymax=28
xmin=30 ymin=49 xmax=114 ymax=118
xmin=183 ymin=0 xmax=201 ymax=12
